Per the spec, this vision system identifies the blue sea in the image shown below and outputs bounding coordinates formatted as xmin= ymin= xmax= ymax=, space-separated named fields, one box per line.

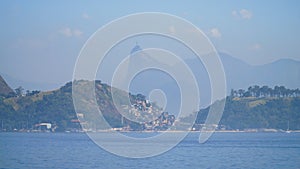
xmin=1 ymin=132 xmax=299 ymax=169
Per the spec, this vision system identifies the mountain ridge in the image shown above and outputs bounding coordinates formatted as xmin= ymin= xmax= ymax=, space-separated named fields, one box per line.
xmin=0 ymin=75 xmax=15 ymax=98
xmin=2 ymin=53 xmax=299 ymax=92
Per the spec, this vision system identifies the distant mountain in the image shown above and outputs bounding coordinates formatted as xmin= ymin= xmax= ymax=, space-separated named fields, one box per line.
xmin=219 ymin=53 xmax=300 ymax=90
xmin=188 ymin=52 xmax=300 ymax=96
xmin=2 ymin=50 xmax=299 ymax=101
xmin=128 ymin=50 xmax=300 ymax=111
xmin=0 ymin=75 xmax=15 ymax=98
xmin=1 ymin=47 xmax=299 ymax=113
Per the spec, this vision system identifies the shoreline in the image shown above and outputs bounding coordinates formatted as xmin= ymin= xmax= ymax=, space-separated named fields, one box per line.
xmin=1 ymin=129 xmax=300 ymax=133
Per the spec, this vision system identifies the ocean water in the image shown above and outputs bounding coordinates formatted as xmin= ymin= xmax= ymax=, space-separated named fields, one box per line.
xmin=1 ymin=132 xmax=299 ymax=169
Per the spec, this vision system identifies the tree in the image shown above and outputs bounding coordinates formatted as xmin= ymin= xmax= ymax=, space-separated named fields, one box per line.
xmin=248 ymin=86 xmax=253 ymax=97
xmin=296 ymin=89 xmax=300 ymax=97
xmin=26 ymin=90 xmax=30 ymax=96
xmin=238 ymin=89 xmax=245 ymax=97
xmin=244 ymin=91 xmax=251 ymax=97
xmin=253 ymin=85 xmax=260 ymax=97
xmin=260 ymin=86 xmax=270 ymax=97
xmin=230 ymin=89 xmax=235 ymax=97
xmin=15 ymin=86 xmax=24 ymax=97
xmin=279 ymin=86 xmax=286 ymax=97
xmin=26 ymin=90 xmax=40 ymax=96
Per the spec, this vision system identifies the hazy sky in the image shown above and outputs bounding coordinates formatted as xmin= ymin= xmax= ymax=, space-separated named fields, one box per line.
xmin=1 ymin=0 xmax=300 ymax=86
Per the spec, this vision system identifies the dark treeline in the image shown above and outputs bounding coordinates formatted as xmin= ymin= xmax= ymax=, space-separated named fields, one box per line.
xmin=231 ymin=85 xmax=300 ymax=98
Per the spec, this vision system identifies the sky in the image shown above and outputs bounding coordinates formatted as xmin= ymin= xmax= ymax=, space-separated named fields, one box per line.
xmin=1 ymin=0 xmax=300 ymax=89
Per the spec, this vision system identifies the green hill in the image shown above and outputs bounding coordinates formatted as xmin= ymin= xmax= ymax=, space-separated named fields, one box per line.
xmin=193 ymin=96 xmax=300 ymax=130
xmin=0 ymin=78 xmax=165 ymax=132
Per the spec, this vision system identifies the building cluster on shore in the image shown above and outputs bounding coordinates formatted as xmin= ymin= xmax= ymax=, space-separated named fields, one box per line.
xmin=143 ymin=112 xmax=175 ymax=131
xmin=65 ymin=95 xmax=176 ymax=132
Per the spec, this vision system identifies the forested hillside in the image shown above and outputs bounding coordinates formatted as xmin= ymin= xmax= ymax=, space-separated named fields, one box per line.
xmin=0 ymin=78 xmax=168 ymax=131
xmin=194 ymin=88 xmax=300 ymax=130
xmin=1 ymin=75 xmax=299 ymax=132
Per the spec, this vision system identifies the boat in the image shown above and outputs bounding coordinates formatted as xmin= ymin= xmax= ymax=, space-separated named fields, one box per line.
xmin=286 ymin=121 xmax=291 ymax=133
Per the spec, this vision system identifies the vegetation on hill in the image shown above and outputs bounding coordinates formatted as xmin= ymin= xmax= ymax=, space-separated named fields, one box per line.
xmin=230 ymin=85 xmax=300 ymax=98
xmin=0 ymin=75 xmax=299 ymax=132
xmin=0 ymin=78 xmax=171 ymax=132
xmin=193 ymin=86 xmax=300 ymax=130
